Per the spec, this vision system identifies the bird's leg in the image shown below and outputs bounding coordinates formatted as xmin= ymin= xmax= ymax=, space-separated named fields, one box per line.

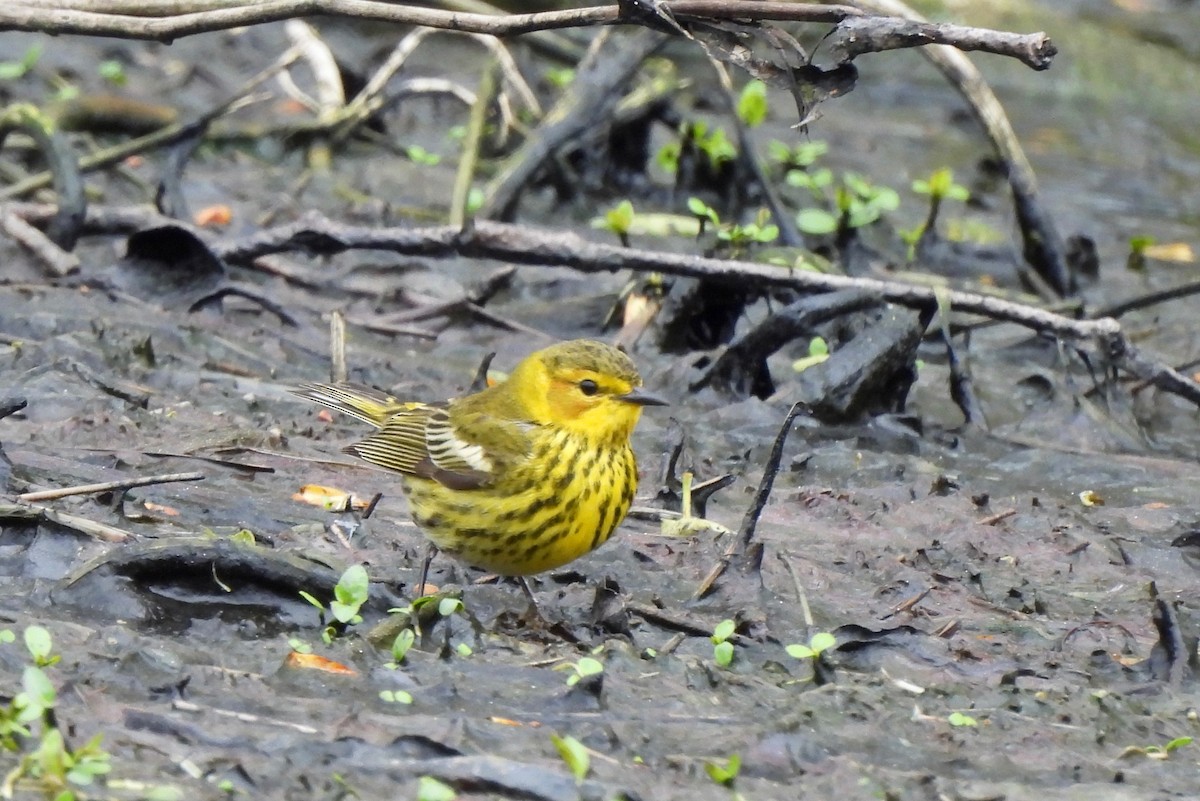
xmin=416 ymin=543 xmax=440 ymax=598
xmin=519 ymin=577 xmax=546 ymax=624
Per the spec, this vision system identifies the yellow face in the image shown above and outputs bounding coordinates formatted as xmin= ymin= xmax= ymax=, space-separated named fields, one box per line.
xmin=546 ymin=366 xmax=645 ymax=443
xmin=506 ymin=340 xmax=664 ymax=444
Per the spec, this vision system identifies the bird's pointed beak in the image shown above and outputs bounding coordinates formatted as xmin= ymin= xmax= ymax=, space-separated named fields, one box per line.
xmin=617 ymin=388 xmax=668 ymax=407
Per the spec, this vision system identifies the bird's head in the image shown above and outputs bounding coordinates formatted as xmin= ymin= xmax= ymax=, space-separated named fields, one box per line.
xmin=509 ymin=340 xmax=666 ymax=444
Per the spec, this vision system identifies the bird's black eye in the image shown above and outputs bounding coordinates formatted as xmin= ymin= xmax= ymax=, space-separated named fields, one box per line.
xmin=579 ymin=379 xmax=599 ymax=396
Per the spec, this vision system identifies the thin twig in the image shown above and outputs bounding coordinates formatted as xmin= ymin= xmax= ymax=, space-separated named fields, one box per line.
xmin=329 ymin=310 xmax=347 ymax=384
xmin=17 ymin=471 xmax=205 ymax=502
xmin=0 ymin=502 xmax=134 ymax=542
xmin=692 ymin=401 xmax=807 ymax=600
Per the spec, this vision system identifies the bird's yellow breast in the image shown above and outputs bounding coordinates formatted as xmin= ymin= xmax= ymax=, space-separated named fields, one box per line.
xmin=401 ymin=428 xmax=637 ymax=576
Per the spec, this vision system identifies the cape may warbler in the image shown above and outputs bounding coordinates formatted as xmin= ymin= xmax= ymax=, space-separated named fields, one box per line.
xmin=296 ymin=340 xmax=666 ymax=576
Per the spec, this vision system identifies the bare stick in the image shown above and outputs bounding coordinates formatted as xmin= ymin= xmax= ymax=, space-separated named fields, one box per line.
xmin=0 ymin=209 xmax=80 ymax=276
xmin=17 ymin=471 xmax=206 ymax=502
xmin=0 ymin=502 xmax=134 ymax=542
xmin=329 ymin=310 xmax=347 ymax=384
xmin=11 ymin=206 xmax=1196 ymax=406
xmin=2 ymin=2 xmax=1051 ymax=73
xmin=692 ymin=401 xmax=806 ymax=600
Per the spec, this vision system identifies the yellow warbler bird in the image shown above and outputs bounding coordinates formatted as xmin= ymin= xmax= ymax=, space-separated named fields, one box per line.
xmin=295 ymin=340 xmax=666 ymax=577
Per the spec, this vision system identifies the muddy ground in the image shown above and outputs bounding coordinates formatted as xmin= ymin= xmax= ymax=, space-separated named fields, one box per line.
xmin=4 ymin=4 xmax=1200 ymax=800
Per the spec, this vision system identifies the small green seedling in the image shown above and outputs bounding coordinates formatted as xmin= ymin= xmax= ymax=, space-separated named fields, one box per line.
xmin=1119 ymin=736 xmax=1193 ymax=761
xmin=785 ymin=631 xmax=837 ymax=661
xmin=704 ymin=753 xmax=741 ymax=787
xmin=301 ymin=564 xmax=369 ymax=643
xmin=545 ymin=66 xmax=575 ymax=88
xmin=687 ymin=196 xmax=721 ymax=236
xmin=1127 ymin=234 xmax=1154 ymax=272
xmin=791 ymin=336 xmax=829 ymax=373
xmin=560 ymin=656 xmax=604 ymax=687
xmin=0 ymin=45 xmax=41 ymax=80
xmin=2 ymin=627 xmax=116 ymax=798
xmin=711 ymin=619 xmax=736 ymax=668
xmin=736 ymin=80 xmax=768 ymax=128
xmin=912 ymin=167 xmax=970 ymax=202
xmin=770 ymin=139 xmax=828 ymax=170
xmin=229 ymin=528 xmax=257 ymax=546
xmin=947 ymin=712 xmax=977 ymax=727
xmin=592 ymin=199 xmax=636 ymax=246
xmin=330 ymin=564 xmax=369 ymax=625
xmin=717 ymin=214 xmax=779 ymax=254
xmin=551 ymin=733 xmax=590 ymax=784
xmin=912 ymin=167 xmax=969 ymax=238
xmin=379 ymin=690 xmax=413 ymax=705
xmin=405 ymin=145 xmax=440 ymax=166
xmin=24 ymin=625 xmax=58 ymax=668
xmin=98 ymin=59 xmax=127 ymax=86
xmin=416 ymin=775 xmax=458 ymax=801
xmin=390 ymin=628 xmax=416 ymax=664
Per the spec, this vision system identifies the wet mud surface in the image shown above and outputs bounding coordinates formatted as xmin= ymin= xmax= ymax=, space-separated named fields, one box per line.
xmin=5 ymin=5 xmax=1200 ymax=800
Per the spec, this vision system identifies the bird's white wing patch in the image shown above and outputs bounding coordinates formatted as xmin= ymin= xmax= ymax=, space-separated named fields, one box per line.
xmin=425 ymin=409 xmax=495 ymax=474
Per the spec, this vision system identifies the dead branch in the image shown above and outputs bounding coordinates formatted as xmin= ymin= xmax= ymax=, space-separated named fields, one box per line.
xmin=17 ymin=471 xmax=206 ymax=502
xmin=2 ymin=2 xmax=1053 ymax=73
xmin=0 ymin=502 xmax=134 ymax=542
xmin=824 ymin=15 xmax=1056 ymax=71
xmin=7 ymin=204 xmax=1193 ymax=407
xmin=0 ymin=209 xmax=80 ymax=276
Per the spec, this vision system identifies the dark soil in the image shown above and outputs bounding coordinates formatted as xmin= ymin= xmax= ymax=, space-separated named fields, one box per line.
xmin=4 ymin=7 xmax=1200 ymax=801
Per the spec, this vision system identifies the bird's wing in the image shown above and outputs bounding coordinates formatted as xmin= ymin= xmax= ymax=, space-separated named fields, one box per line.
xmin=293 ymin=382 xmax=411 ymax=428
xmin=348 ymin=404 xmax=532 ymax=491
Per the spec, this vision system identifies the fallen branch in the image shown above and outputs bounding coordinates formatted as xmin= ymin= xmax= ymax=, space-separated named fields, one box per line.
xmin=7 ymin=205 xmax=1196 ymax=407
xmin=2 ymin=2 xmax=1053 ymax=70
xmin=17 ymin=471 xmax=205 ymax=502
xmin=0 ymin=502 xmax=134 ymax=542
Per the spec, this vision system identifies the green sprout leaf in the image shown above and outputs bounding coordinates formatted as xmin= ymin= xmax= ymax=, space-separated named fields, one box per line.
xmin=565 ymin=656 xmax=604 ymax=687
xmin=379 ymin=690 xmax=413 ymax=704
xmin=24 ymin=626 xmax=54 ymax=666
xmin=792 ymin=336 xmax=830 ymax=374
xmin=687 ymin=196 xmax=720 ymax=226
xmin=712 ymin=619 xmax=736 ymax=643
xmin=809 ymin=631 xmax=837 ymax=652
xmin=0 ymin=45 xmax=42 ymax=80
xmin=713 ymin=640 xmax=734 ymax=667
xmin=786 ymin=631 xmax=837 ymax=661
xmin=551 ymin=733 xmax=590 ymax=784
xmin=466 ymin=187 xmax=485 ymax=214
xmin=704 ymin=753 xmax=741 ymax=787
xmin=546 ymin=66 xmax=575 ymax=88
xmin=330 ymin=564 xmax=369 ymax=624
xmin=592 ymin=199 xmax=636 ymax=241
xmin=913 ymin=167 xmax=969 ymax=201
xmin=737 ymin=80 xmax=768 ymax=127
xmin=391 ymin=628 xmax=415 ymax=663
xmin=796 ymin=208 xmax=837 ymax=235
xmin=406 ymin=145 xmax=440 ymax=166
xmin=437 ymin=597 xmax=464 ymax=618
xmin=230 ymin=528 xmax=257 ymax=546
xmin=947 ymin=712 xmax=978 ymax=727
xmin=98 ymin=59 xmax=127 ymax=86
xmin=417 ymin=775 xmax=458 ymax=801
